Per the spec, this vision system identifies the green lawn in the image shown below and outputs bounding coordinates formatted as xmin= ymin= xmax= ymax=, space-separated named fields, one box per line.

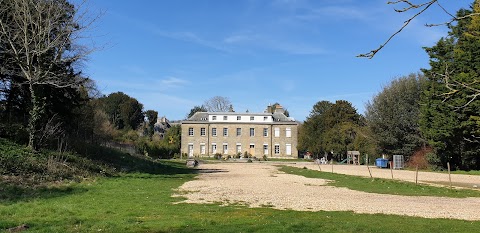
xmin=279 ymin=166 xmax=480 ymax=198
xmin=1 ymin=163 xmax=480 ymax=232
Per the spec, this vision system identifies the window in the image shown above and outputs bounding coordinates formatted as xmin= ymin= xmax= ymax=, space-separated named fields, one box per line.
xmin=212 ymin=144 xmax=217 ymax=154
xmin=223 ymin=116 xmax=228 ymax=120
xmin=200 ymin=127 xmax=206 ymax=136
xmin=274 ymin=127 xmax=280 ymax=137
xmin=286 ymin=144 xmax=292 ymax=156
xmin=263 ymin=116 xmax=268 ymax=121
xmin=286 ymin=127 xmax=292 ymax=138
xmin=212 ymin=116 xmax=217 ymax=120
xmin=237 ymin=116 xmax=241 ymax=120
xmin=263 ymin=128 xmax=268 ymax=137
xmin=250 ymin=128 xmax=255 ymax=137
xmin=274 ymin=145 xmax=280 ymax=154
xmin=236 ymin=144 xmax=242 ymax=153
xmin=263 ymin=144 xmax=268 ymax=155
xmin=223 ymin=144 xmax=228 ymax=154
xmin=212 ymin=128 xmax=217 ymax=137
xmin=200 ymin=144 xmax=206 ymax=155
xmin=250 ymin=116 xmax=254 ymax=121
xmin=236 ymin=128 xmax=241 ymax=136
xmin=188 ymin=127 xmax=194 ymax=136
xmin=223 ymin=127 xmax=228 ymax=136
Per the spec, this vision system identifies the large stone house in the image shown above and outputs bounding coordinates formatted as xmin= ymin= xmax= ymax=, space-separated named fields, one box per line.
xmin=181 ymin=106 xmax=298 ymax=158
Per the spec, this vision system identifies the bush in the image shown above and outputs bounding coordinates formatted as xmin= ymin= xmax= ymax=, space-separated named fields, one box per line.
xmin=234 ymin=152 xmax=241 ymax=159
xmin=247 ymin=159 xmax=253 ymax=163
xmin=407 ymin=147 xmax=431 ymax=169
xmin=214 ymin=153 xmax=222 ymax=160
xmin=425 ymin=152 xmax=443 ymax=171
xmin=263 ymin=155 xmax=268 ymax=161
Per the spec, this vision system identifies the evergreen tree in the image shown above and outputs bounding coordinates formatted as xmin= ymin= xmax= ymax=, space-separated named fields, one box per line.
xmin=366 ymin=73 xmax=427 ymax=158
xmin=420 ymin=1 xmax=480 ymax=170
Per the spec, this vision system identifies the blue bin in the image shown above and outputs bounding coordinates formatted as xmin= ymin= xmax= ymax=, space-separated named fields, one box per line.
xmin=375 ymin=158 xmax=388 ymax=168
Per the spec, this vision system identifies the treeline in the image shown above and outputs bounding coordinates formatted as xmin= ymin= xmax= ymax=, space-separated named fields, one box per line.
xmin=0 ymin=0 xmax=179 ymax=159
xmin=299 ymin=3 xmax=480 ymax=170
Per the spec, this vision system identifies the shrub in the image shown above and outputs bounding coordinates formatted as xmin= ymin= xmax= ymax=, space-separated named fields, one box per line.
xmin=425 ymin=152 xmax=443 ymax=171
xmin=407 ymin=147 xmax=431 ymax=169
xmin=263 ymin=155 xmax=268 ymax=161
xmin=234 ymin=152 xmax=241 ymax=159
xmin=247 ymin=159 xmax=253 ymax=163
xmin=214 ymin=153 xmax=222 ymax=160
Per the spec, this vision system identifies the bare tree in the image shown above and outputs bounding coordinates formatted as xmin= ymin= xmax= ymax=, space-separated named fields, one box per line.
xmin=0 ymin=0 xmax=95 ymax=149
xmin=203 ymin=96 xmax=233 ymax=112
xmin=358 ymin=0 xmax=480 ymax=59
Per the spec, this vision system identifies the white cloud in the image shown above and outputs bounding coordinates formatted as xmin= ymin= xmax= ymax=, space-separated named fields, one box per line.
xmin=223 ymin=32 xmax=326 ymax=55
xmin=152 ymin=30 xmax=231 ymax=53
xmin=160 ymin=77 xmax=189 ymax=87
xmin=296 ymin=6 xmax=369 ymax=21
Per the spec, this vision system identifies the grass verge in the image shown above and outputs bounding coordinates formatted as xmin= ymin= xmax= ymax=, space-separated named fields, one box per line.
xmin=279 ymin=166 xmax=480 ymax=198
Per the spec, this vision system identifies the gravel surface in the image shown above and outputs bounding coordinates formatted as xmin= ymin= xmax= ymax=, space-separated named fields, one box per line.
xmin=174 ymin=162 xmax=480 ymax=221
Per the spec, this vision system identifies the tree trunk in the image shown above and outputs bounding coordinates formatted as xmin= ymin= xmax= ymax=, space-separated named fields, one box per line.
xmin=28 ymin=83 xmax=42 ymax=150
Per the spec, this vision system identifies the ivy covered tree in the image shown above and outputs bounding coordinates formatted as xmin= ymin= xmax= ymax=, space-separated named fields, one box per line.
xmin=420 ymin=2 xmax=480 ymax=170
xmin=366 ymin=73 xmax=427 ymax=158
xmin=0 ymin=0 xmax=93 ymax=150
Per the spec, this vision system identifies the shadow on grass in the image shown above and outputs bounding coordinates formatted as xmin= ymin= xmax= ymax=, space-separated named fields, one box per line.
xmin=0 ymin=180 xmax=88 ymax=204
xmin=74 ymin=143 xmax=196 ymax=176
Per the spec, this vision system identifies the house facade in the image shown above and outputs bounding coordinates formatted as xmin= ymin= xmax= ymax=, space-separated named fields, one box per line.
xmin=181 ymin=110 xmax=298 ymax=158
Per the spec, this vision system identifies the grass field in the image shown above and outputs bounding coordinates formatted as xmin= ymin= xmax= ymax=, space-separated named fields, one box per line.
xmin=279 ymin=166 xmax=480 ymax=198
xmin=1 ymin=164 xmax=480 ymax=232
xmin=2 ymin=138 xmax=480 ymax=232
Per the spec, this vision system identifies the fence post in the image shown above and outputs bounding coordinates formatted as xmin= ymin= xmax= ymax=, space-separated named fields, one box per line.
xmin=447 ymin=162 xmax=452 ymax=188
xmin=390 ymin=161 xmax=394 ymax=179
xmin=415 ymin=165 xmax=419 ymax=185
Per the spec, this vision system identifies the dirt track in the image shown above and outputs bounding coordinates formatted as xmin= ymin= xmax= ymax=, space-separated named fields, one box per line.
xmin=174 ymin=162 xmax=480 ymax=221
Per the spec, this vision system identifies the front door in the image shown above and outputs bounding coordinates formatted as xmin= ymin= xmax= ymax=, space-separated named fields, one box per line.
xmin=249 ymin=144 xmax=255 ymax=157
xmin=188 ymin=144 xmax=193 ymax=157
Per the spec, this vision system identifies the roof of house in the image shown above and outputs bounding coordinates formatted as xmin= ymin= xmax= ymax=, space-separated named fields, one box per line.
xmin=183 ymin=111 xmax=297 ymax=124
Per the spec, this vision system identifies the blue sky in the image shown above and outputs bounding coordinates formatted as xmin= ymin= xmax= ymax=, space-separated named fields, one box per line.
xmin=80 ymin=0 xmax=472 ymax=121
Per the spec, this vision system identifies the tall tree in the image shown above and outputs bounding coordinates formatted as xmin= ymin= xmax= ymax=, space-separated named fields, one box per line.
xmin=366 ymin=73 xmax=427 ymax=157
xmin=145 ymin=110 xmax=158 ymax=136
xmin=99 ymin=92 xmax=144 ymax=130
xmin=420 ymin=2 xmax=480 ymax=170
xmin=203 ymin=96 xmax=232 ymax=112
xmin=298 ymin=101 xmax=333 ymax=155
xmin=0 ymin=0 xmax=92 ymax=149
xmin=298 ymin=100 xmax=370 ymax=160
xmin=186 ymin=105 xmax=207 ymax=119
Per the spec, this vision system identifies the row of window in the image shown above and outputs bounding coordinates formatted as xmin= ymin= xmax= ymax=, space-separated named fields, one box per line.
xmin=187 ymin=143 xmax=293 ymax=156
xmin=188 ymin=127 xmax=292 ymax=137
xmin=211 ymin=115 xmax=270 ymax=121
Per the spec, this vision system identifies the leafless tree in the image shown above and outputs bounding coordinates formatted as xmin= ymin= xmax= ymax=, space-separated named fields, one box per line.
xmin=203 ymin=96 xmax=233 ymax=112
xmin=358 ymin=0 xmax=480 ymax=59
xmin=0 ymin=0 xmax=96 ymax=149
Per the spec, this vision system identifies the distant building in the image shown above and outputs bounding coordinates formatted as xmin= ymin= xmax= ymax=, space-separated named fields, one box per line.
xmin=181 ymin=107 xmax=298 ymax=158
xmin=154 ymin=116 xmax=179 ymax=138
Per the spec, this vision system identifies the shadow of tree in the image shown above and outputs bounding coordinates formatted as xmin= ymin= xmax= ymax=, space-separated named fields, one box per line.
xmin=0 ymin=180 xmax=88 ymax=204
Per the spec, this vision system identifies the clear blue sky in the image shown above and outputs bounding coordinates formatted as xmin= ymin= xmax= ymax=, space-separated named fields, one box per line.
xmin=80 ymin=0 xmax=472 ymax=121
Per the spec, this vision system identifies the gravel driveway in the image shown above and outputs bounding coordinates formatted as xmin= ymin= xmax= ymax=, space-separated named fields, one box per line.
xmin=174 ymin=162 xmax=480 ymax=221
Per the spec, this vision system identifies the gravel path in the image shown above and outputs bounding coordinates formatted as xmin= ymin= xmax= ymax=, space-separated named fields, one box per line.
xmin=174 ymin=162 xmax=480 ymax=221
